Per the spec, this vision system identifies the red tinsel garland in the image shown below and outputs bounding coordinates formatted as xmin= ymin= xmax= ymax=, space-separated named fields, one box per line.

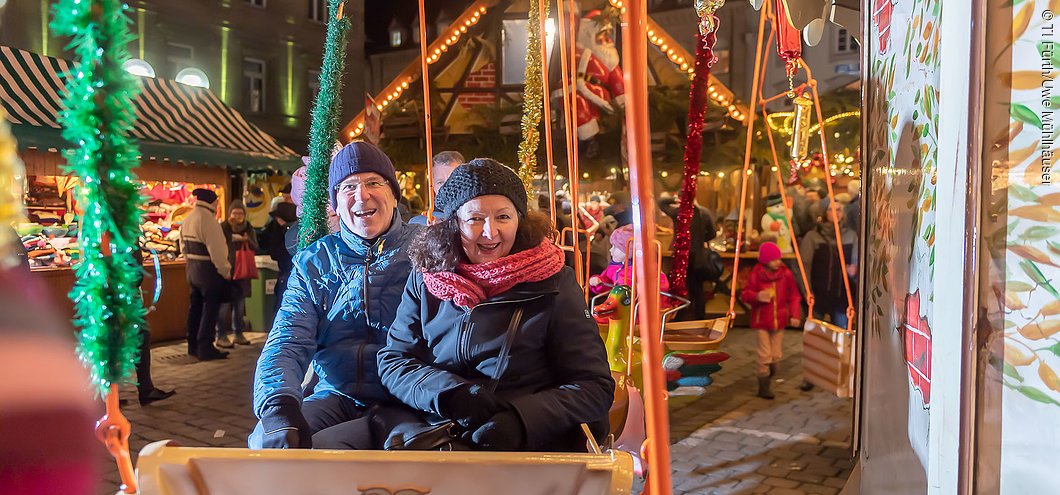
xmin=668 ymin=28 xmax=718 ymax=298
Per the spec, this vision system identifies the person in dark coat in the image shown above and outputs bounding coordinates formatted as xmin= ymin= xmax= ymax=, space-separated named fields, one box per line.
xmin=250 ymin=141 xmax=420 ymax=450
xmin=260 ymin=202 xmax=298 ymax=316
xmin=658 ymin=195 xmax=718 ymax=320
xmin=314 ymin=159 xmax=613 ymax=451
xmin=179 ymin=188 xmax=231 ymax=360
xmin=798 ymin=200 xmax=857 ymax=328
xmin=216 ymin=200 xmax=258 ymax=347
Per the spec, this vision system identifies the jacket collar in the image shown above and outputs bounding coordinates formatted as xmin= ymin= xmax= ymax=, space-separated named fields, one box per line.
xmin=489 ymin=272 xmax=563 ymax=302
xmin=195 ymin=200 xmax=217 ymax=213
xmin=338 ymin=208 xmax=407 ymax=257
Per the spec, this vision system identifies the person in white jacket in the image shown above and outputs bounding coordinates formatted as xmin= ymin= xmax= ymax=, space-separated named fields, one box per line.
xmin=179 ymin=188 xmax=232 ymax=360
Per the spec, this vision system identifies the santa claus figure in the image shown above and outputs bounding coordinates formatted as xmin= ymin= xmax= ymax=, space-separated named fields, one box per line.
xmin=574 ymin=10 xmax=625 ymax=141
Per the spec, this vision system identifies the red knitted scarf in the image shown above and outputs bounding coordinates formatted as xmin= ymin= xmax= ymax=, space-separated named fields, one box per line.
xmin=422 ymin=240 xmax=565 ymax=307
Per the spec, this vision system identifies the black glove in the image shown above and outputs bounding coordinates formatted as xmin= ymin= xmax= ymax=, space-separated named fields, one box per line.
xmin=438 ymin=384 xmax=505 ymax=430
xmin=469 ymin=410 xmax=526 ymax=451
xmin=259 ymin=396 xmax=312 ymax=449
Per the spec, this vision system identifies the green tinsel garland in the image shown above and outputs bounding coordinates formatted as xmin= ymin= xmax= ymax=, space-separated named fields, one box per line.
xmin=52 ymin=0 xmax=146 ymax=394
xmin=298 ymin=0 xmax=350 ymax=249
xmin=515 ymin=0 xmax=548 ymax=196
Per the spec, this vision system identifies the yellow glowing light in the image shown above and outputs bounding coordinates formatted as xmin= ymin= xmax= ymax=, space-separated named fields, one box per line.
xmin=401 ymin=81 xmax=409 ymax=89
xmin=460 ymin=25 xmax=467 ymax=32
xmin=376 ymin=105 xmax=383 ymax=111
xmin=647 ymin=30 xmax=654 ymax=37
xmin=661 ymin=171 xmax=669 ymax=177
xmin=479 ymin=6 xmax=486 ymax=13
xmin=610 ymin=167 xmax=618 ymax=173
xmin=465 ymin=20 xmax=472 ymax=26
xmin=582 ymin=172 xmax=589 ymax=178
xmin=349 ymin=131 xmax=355 ymax=137
xmin=718 ymin=172 xmax=725 ymax=178
xmin=746 ymin=169 xmax=753 ymax=176
xmin=660 ymin=44 xmax=668 ymax=51
xmin=680 ymin=63 xmax=689 ymax=70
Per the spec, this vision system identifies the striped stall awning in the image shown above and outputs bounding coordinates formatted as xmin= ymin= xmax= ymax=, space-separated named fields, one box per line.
xmin=0 ymin=45 xmax=301 ymax=170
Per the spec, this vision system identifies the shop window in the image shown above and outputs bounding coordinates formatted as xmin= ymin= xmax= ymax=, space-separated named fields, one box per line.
xmin=244 ymin=58 xmax=266 ymax=113
xmin=308 ymin=0 xmax=326 ymax=23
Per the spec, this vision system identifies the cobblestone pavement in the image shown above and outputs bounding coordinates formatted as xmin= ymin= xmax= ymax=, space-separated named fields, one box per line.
xmin=96 ymin=328 xmax=853 ymax=494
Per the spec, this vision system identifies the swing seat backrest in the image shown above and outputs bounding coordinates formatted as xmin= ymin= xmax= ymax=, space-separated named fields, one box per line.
xmin=135 ymin=441 xmax=635 ymax=495
xmin=802 ymin=318 xmax=855 ymax=398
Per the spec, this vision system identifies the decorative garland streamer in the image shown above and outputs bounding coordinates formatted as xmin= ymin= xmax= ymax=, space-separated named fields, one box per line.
xmin=0 ymin=110 xmax=26 ymax=269
xmin=52 ymin=0 xmax=147 ymax=394
xmin=299 ymin=0 xmax=350 ymax=249
xmin=516 ymin=0 xmax=549 ymax=195
xmin=668 ymin=29 xmax=719 ymax=298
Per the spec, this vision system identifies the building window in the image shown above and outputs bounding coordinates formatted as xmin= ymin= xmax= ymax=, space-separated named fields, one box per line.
xmin=500 ymin=18 xmax=556 ymax=85
xmin=390 ymin=30 xmax=403 ymax=47
xmin=246 ymin=0 xmax=266 ymax=7
xmin=836 ymin=29 xmax=859 ymax=54
xmin=166 ymin=42 xmax=194 ymax=77
xmin=308 ymin=0 xmax=326 ymax=23
xmin=308 ymin=69 xmax=321 ymax=102
xmin=244 ymin=58 xmax=266 ymax=113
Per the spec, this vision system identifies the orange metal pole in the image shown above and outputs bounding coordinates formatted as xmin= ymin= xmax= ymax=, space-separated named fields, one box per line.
xmin=539 ymin=0 xmax=557 ymax=226
xmin=802 ymin=61 xmax=855 ymax=330
xmin=621 ymin=1 xmax=670 ymax=493
xmin=727 ymin=2 xmax=768 ymax=320
xmin=556 ymin=0 xmax=576 ymax=224
xmin=418 ymin=0 xmax=435 ymax=220
xmin=566 ymin=0 xmax=583 ymax=286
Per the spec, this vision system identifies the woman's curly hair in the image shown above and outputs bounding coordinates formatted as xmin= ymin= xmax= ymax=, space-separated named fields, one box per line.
xmin=409 ymin=209 xmax=554 ymax=273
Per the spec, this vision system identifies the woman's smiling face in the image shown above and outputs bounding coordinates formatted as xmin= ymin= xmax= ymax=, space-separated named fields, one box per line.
xmin=456 ymin=195 xmax=519 ymax=264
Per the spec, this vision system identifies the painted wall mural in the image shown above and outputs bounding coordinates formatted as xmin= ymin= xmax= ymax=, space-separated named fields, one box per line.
xmin=977 ymin=0 xmax=1060 ymax=493
xmin=862 ymin=0 xmax=940 ymax=491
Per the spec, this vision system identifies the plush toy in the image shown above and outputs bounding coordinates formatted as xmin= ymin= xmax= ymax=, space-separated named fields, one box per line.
xmin=760 ymin=193 xmax=793 ymax=253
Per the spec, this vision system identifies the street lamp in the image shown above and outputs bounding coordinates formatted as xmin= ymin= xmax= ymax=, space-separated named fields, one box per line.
xmin=122 ymin=59 xmax=155 ymax=78
xmin=175 ymin=68 xmax=210 ymax=89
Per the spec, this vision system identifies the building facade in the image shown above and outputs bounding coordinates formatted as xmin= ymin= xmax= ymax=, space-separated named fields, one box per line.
xmin=0 ymin=0 xmax=367 ymax=154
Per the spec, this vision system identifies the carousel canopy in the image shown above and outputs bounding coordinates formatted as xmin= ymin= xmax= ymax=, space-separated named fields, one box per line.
xmin=0 ymin=45 xmax=302 ymax=171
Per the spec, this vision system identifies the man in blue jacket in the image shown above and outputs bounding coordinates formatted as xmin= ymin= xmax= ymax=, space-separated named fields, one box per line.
xmin=250 ymin=141 xmax=420 ymax=449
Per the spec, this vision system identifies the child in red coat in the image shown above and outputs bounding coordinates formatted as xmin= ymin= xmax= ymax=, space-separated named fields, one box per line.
xmin=741 ymin=242 xmax=802 ymax=399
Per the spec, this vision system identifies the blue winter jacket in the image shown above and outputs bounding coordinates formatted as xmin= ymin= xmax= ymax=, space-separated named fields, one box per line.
xmin=253 ymin=210 xmax=420 ymax=417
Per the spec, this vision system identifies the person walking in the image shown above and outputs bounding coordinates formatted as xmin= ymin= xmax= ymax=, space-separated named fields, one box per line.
xmin=250 ymin=141 xmax=420 ymax=449
xmin=216 ymin=200 xmax=258 ymax=347
xmin=741 ymin=242 xmax=802 ymax=399
xmin=179 ymin=188 xmax=231 ymax=360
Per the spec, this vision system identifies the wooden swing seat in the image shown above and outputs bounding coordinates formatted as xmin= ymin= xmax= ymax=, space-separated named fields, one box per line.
xmin=135 ymin=441 xmax=635 ymax=495
xmin=661 ymin=316 xmax=730 ymax=352
xmin=802 ymin=318 xmax=855 ymax=398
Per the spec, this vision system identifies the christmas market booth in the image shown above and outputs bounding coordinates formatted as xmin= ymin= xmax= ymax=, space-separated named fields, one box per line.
xmin=0 ymin=45 xmax=301 ymax=341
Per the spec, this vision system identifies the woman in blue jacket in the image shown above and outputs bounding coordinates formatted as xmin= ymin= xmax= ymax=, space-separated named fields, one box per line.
xmin=317 ymin=159 xmax=613 ymax=451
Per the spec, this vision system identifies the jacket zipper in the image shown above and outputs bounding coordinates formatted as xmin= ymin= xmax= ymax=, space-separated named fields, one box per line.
xmin=355 ymin=342 xmax=366 ymax=396
xmin=771 ymin=281 xmax=778 ymax=329
xmin=457 ymin=295 xmax=544 ymax=372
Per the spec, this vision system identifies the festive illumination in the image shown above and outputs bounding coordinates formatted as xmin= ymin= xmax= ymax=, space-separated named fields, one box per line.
xmin=52 ymin=0 xmax=147 ymax=394
xmin=175 ymin=67 xmax=209 ymax=88
xmin=516 ymin=0 xmax=548 ymax=194
xmin=299 ymin=0 xmax=351 ymax=248
xmin=122 ymin=58 xmax=155 ymax=78
xmin=767 ymin=110 xmax=861 ymax=136
xmin=347 ymin=1 xmax=494 ymax=138
xmin=669 ymin=29 xmax=719 ymax=298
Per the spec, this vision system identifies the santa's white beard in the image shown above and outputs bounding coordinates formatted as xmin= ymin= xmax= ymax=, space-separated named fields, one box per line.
xmin=593 ymin=44 xmax=620 ymax=72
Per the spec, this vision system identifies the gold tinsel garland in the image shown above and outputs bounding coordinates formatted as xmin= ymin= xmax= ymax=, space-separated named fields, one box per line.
xmin=515 ymin=0 xmax=548 ymax=196
xmin=0 ymin=110 xmax=26 ymax=269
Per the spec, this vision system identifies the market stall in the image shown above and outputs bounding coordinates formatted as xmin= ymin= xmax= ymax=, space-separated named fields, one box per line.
xmin=1 ymin=45 xmax=301 ymax=341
